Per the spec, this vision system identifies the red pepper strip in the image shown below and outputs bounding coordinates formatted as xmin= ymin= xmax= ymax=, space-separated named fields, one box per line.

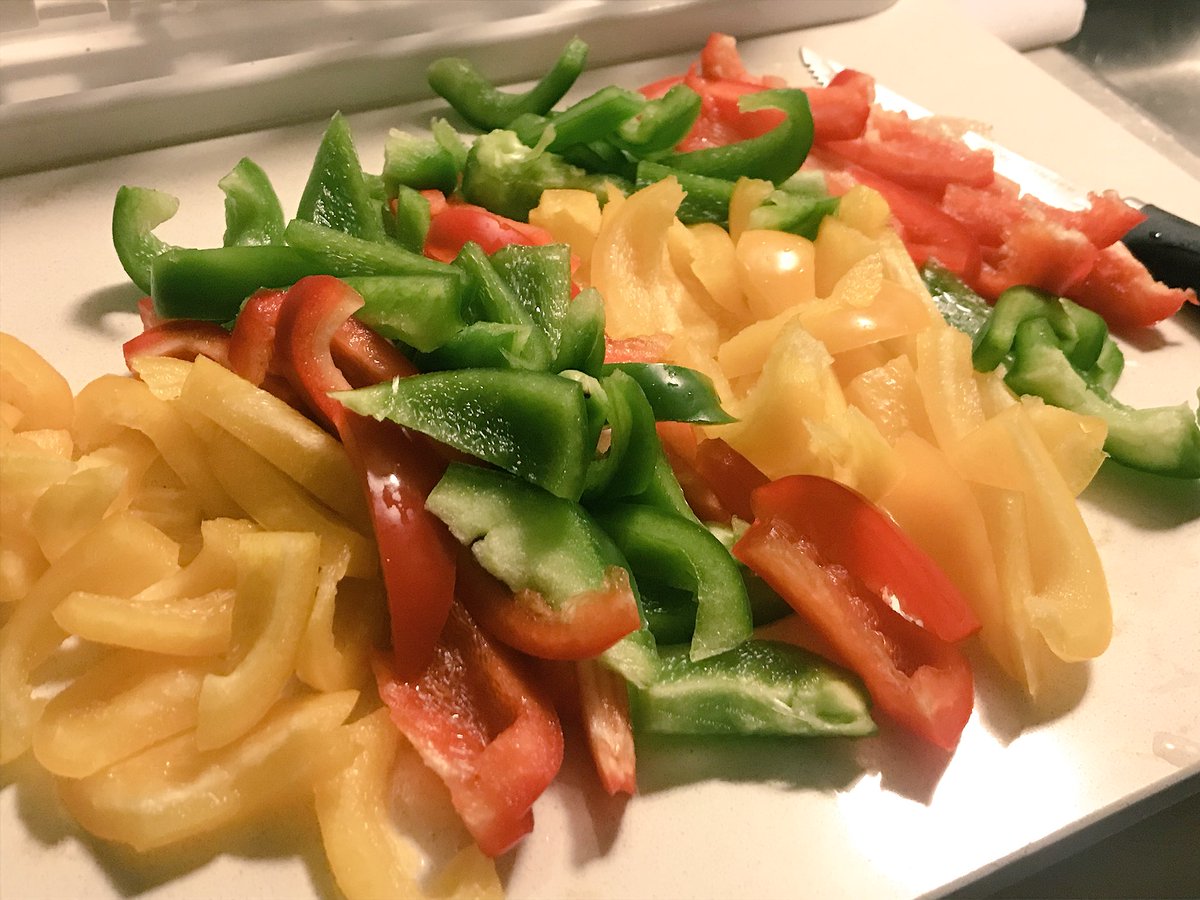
xmin=733 ymin=476 xmax=974 ymax=750
xmin=821 ymin=132 xmax=995 ymax=200
xmin=751 ymin=475 xmax=979 ymax=642
xmin=424 ymin=200 xmax=556 ymax=264
xmin=803 ymin=68 xmax=874 ymax=142
xmin=374 ymin=602 xmax=565 ymax=857
xmin=455 ymin=547 xmax=641 ymax=660
xmin=122 ymin=319 xmax=231 ymax=371
xmin=692 ymin=437 xmax=769 ymax=524
xmin=275 ymin=275 xmax=456 ymax=676
xmin=136 ymin=296 xmax=163 ymax=329
xmin=228 ymin=288 xmax=288 ymax=386
xmin=656 ymin=422 xmax=732 ymax=525
xmin=828 ymin=158 xmax=983 ymax=282
xmin=576 ymin=658 xmax=637 ymax=796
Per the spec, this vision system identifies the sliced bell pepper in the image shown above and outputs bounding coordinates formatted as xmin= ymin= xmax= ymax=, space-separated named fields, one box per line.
xmin=218 ymin=157 xmax=285 ymax=247
xmin=733 ymin=476 xmax=975 ymax=749
xmin=430 ymin=463 xmax=641 ymax=659
xmin=274 ymin=275 xmax=456 ymax=677
xmin=334 ymin=368 xmax=591 ymax=500
xmin=576 ymin=658 xmax=637 ymax=796
xmin=601 ymin=362 xmax=735 ymax=425
xmin=122 ymin=320 xmax=232 ymax=371
xmin=1004 ymin=318 xmax=1200 ymax=479
xmin=554 ymin=287 xmax=607 ymax=376
xmin=374 ymin=601 xmax=564 ymax=857
xmin=513 ymin=85 xmax=646 ymax=153
xmin=629 ymin=640 xmax=875 ymax=737
xmin=112 ymin=185 xmax=179 ymax=295
xmin=382 ymin=128 xmax=460 ymax=195
xmin=613 ymin=83 xmax=702 ymax=156
xmin=460 ymin=129 xmax=621 ymax=222
xmin=635 ymin=161 xmax=735 ymax=226
xmin=489 ymin=242 xmax=572 ymax=356
xmin=296 ymin=113 xmax=385 ymax=242
xmin=427 ymin=37 xmax=588 ymax=131
xmin=453 ymin=241 xmax=553 ymax=370
xmin=339 ymin=274 xmax=467 ymax=353
xmin=658 ymin=89 xmax=815 ymax=185
xmin=594 ymin=502 xmax=752 ymax=661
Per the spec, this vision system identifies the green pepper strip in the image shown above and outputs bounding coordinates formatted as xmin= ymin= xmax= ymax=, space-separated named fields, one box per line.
xmin=595 ymin=503 xmax=752 ymax=661
xmin=614 ymin=83 xmax=702 ymax=156
xmin=386 ymin=185 xmax=433 ymax=253
xmin=112 ymin=186 xmax=180 ymax=295
xmin=334 ymin=368 xmax=592 ymax=500
xmin=602 ymin=362 xmax=735 ymax=425
xmin=491 ymin=242 xmax=572 ymax=354
xmin=658 ymin=89 xmax=815 ymax=185
xmin=427 ymin=37 xmax=589 ymax=131
xmin=340 ymin=274 xmax=466 ymax=353
xmin=554 ymin=287 xmax=607 ymax=376
xmin=382 ymin=129 xmax=460 ymax=195
xmin=1004 ymin=319 xmax=1200 ymax=479
xmin=746 ymin=190 xmax=840 ymax=241
xmin=635 ymin=161 xmax=734 ymax=226
xmin=283 ymin=219 xmax=451 ymax=278
xmin=460 ymin=129 xmax=621 ymax=222
xmin=583 ymin=370 xmax=659 ymax=503
xmin=629 ymin=640 xmax=875 ymax=737
xmin=296 ymin=113 xmax=385 ymax=242
xmin=150 ymin=245 xmax=329 ymax=322
xmin=219 ymin=158 xmax=285 ymax=247
xmin=453 ymin=242 xmax=553 ymax=369
xmin=921 ymin=261 xmax=994 ymax=338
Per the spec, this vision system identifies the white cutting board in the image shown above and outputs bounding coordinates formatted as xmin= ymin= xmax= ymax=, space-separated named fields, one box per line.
xmin=1 ymin=0 xmax=1197 ymax=897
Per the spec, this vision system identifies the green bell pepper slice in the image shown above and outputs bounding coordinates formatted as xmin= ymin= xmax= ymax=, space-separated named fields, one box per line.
xmin=635 ymin=161 xmax=734 ymax=226
xmin=513 ymin=85 xmax=646 ymax=153
xmin=594 ymin=503 xmax=752 ymax=661
xmin=282 ymin=218 xmax=451 ymax=278
xmin=921 ymin=261 xmax=993 ymax=338
xmin=296 ymin=113 xmax=385 ymax=242
xmin=150 ymin=245 xmax=329 ymax=322
xmin=582 ymin=369 xmax=660 ymax=503
xmin=384 ymin=185 xmax=433 ymax=253
xmin=460 ymin=128 xmax=620 ymax=222
xmin=382 ymin=128 xmax=460 ymax=195
xmin=340 ymin=274 xmax=466 ymax=353
xmin=333 ymin=368 xmax=592 ymax=500
xmin=490 ymin=242 xmax=572 ymax=354
xmin=1004 ymin=319 xmax=1200 ymax=479
xmin=454 ymin=242 xmax=553 ymax=370
xmin=630 ymin=640 xmax=875 ymax=737
xmin=746 ymin=189 xmax=839 ymax=241
xmin=657 ymin=89 xmax=815 ymax=185
xmin=112 ymin=186 xmax=180 ymax=295
xmin=602 ymin=362 xmax=735 ymax=425
xmin=218 ymin=157 xmax=285 ymax=247
xmin=613 ymin=83 xmax=702 ymax=156
xmin=427 ymin=37 xmax=588 ymax=131
xmin=554 ymin=287 xmax=607 ymax=376
xmin=415 ymin=321 xmax=542 ymax=372
xmin=426 ymin=461 xmax=659 ymax=687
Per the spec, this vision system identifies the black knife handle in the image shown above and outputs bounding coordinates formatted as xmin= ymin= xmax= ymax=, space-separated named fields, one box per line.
xmin=1121 ymin=204 xmax=1200 ymax=295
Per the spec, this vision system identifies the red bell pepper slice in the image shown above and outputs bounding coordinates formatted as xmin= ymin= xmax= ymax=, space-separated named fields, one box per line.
xmin=748 ymin=475 xmax=979 ymax=643
xmin=374 ymin=602 xmax=565 ymax=856
xmin=656 ymin=423 xmax=734 ymax=525
xmin=423 ymin=199 xmax=557 ymax=264
xmin=454 ymin=547 xmax=641 ymax=661
xmin=576 ymin=658 xmax=637 ymax=796
xmin=122 ymin=319 xmax=231 ymax=371
xmin=733 ymin=476 xmax=974 ymax=750
xmin=274 ymin=275 xmax=456 ymax=677
xmin=692 ymin=437 xmax=770 ymax=525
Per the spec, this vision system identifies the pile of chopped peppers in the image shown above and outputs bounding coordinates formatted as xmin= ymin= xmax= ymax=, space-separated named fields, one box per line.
xmin=105 ymin=32 xmax=1187 ymax=864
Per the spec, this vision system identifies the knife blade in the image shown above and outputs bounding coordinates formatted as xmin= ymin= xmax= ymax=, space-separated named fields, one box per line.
xmin=800 ymin=47 xmax=1200 ymax=295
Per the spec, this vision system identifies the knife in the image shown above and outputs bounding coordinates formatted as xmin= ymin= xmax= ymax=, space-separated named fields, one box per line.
xmin=800 ymin=47 xmax=1200 ymax=295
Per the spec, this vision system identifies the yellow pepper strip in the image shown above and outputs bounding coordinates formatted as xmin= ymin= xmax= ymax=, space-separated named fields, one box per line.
xmin=952 ymin=403 xmax=1112 ymax=663
xmin=201 ymin=426 xmax=378 ymax=578
xmin=58 ymin=690 xmax=358 ymax=852
xmin=73 ymin=375 xmax=243 ymax=520
xmin=32 ymin=651 xmax=211 ymax=778
xmin=53 ymin=587 xmax=234 ymax=657
xmin=0 ymin=513 xmax=178 ymax=763
xmin=0 ymin=333 xmax=73 ymax=432
xmin=195 ymin=530 xmax=322 ymax=750
xmin=180 ymin=355 xmax=370 ymax=533
xmin=29 ymin=463 xmax=127 ymax=562
xmin=314 ymin=708 xmax=504 ymax=900
xmin=297 ymin=549 xmax=385 ymax=693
